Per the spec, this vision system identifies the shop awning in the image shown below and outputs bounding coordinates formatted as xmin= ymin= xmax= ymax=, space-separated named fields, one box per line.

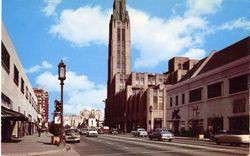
xmin=1 ymin=106 xmax=28 ymax=121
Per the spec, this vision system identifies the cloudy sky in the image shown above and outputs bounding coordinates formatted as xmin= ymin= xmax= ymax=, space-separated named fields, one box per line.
xmin=2 ymin=0 xmax=249 ymax=120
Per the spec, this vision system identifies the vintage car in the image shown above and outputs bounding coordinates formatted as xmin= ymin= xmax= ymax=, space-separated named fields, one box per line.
xmin=87 ymin=128 xmax=98 ymax=137
xmin=64 ymin=128 xmax=80 ymax=143
xmin=110 ymin=128 xmax=119 ymax=135
xmin=149 ymin=128 xmax=174 ymax=142
xmin=133 ymin=128 xmax=148 ymax=137
xmin=80 ymin=128 xmax=89 ymax=135
xmin=214 ymin=130 xmax=250 ymax=146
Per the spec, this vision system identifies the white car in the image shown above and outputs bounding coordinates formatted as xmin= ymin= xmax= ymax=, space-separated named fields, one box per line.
xmin=87 ymin=128 xmax=98 ymax=137
xmin=134 ymin=128 xmax=148 ymax=137
xmin=214 ymin=130 xmax=250 ymax=146
xmin=64 ymin=129 xmax=80 ymax=143
xmin=149 ymin=128 xmax=174 ymax=142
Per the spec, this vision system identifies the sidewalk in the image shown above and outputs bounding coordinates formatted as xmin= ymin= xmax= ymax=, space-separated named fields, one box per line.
xmin=1 ymin=133 xmax=79 ymax=156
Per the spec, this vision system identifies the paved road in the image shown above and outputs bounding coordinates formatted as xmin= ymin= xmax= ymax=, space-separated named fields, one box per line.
xmin=69 ymin=134 xmax=249 ymax=156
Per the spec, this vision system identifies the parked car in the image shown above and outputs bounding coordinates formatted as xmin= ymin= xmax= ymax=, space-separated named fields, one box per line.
xmin=133 ymin=128 xmax=148 ymax=137
xmin=87 ymin=128 xmax=98 ymax=137
xmin=64 ymin=128 xmax=80 ymax=143
xmin=80 ymin=128 xmax=89 ymax=135
xmin=110 ymin=128 xmax=119 ymax=135
xmin=98 ymin=128 xmax=104 ymax=134
xmin=214 ymin=130 xmax=250 ymax=146
xmin=103 ymin=126 xmax=110 ymax=134
xmin=149 ymin=128 xmax=174 ymax=142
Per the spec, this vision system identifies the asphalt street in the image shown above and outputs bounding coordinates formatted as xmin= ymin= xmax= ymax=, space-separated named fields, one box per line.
xmin=70 ymin=134 xmax=249 ymax=156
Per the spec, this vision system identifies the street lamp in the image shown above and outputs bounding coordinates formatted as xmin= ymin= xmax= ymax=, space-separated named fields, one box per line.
xmin=58 ymin=60 xmax=66 ymax=145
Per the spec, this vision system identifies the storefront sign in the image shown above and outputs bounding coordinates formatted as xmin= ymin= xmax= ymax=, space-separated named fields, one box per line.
xmin=233 ymin=98 xmax=245 ymax=113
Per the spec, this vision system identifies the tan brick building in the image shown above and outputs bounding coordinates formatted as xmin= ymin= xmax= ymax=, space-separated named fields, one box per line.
xmin=33 ymin=88 xmax=49 ymax=125
xmin=105 ymin=0 xmax=198 ymax=132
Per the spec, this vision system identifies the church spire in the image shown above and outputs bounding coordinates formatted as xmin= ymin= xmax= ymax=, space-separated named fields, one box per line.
xmin=113 ymin=0 xmax=129 ymax=22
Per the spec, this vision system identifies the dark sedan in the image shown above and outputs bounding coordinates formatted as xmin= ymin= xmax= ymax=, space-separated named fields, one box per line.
xmin=149 ymin=128 xmax=174 ymax=142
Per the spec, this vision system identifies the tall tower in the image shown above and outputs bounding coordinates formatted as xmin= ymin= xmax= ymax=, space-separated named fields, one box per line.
xmin=108 ymin=0 xmax=131 ymax=92
xmin=106 ymin=0 xmax=131 ymax=127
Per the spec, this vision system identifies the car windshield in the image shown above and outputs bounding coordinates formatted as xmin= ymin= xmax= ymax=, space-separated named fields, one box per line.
xmin=156 ymin=128 xmax=170 ymax=133
xmin=65 ymin=129 xmax=78 ymax=134
xmin=138 ymin=128 xmax=146 ymax=131
xmin=89 ymin=129 xmax=96 ymax=131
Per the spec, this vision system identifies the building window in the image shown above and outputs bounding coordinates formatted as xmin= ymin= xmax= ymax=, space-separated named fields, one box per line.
xmin=29 ymin=93 xmax=32 ymax=103
xmin=1 ymin=42 xmax=10 ymax=73
xmin=26 ymin=86 xmax=29 ymax=99
xmin=170 ymin=97 xmax=172 ymax=107
xmin=233 ymin=98 xmax=246 ymax=113
xmin=178 ymin=63 xmax=182 ymax=69
xmin=117 ymin=28 xmax=120 ymax=41
xmin=122 ymin=29 xmax=125 ymax=40
xmin=229 ymin=75 xmax=248 ymax=94
xmin=182 ymin=93 xmax=185 ymax=104
xmin=21 ymin=78 xmax=25 ymax=94
xmin=175 ymin=95 xmax=178 ymax=106
xmin=189 ymin=88 xmax=202 ymax=102
xmin=159 ymin=90 xmax=163 ymax=110
xmin=153 ymin=89 xmax=158 ymax=110
xmin=13 ymin=65 xmax=19 ymax=86
xmin=207 ymin=82 xmax=222 ymax=99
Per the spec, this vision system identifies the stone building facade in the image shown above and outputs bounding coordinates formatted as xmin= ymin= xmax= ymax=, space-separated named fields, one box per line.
xmin=166 ymin=37 xmax=249 ymax=136
xmin=1 ymin=23 xmax=38 ymax=141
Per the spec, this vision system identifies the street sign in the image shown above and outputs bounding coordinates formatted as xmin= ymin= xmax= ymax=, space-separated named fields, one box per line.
xmin=55 ymin=116 xmax=61 ymax=124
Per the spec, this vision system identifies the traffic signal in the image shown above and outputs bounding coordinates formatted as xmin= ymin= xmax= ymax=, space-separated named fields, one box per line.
xmin=54 ymin=100 xmax=62 ymax=112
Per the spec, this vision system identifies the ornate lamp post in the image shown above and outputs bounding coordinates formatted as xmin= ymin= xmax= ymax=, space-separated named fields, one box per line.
xmin=58 ymin=60 xmax=66 ymax=145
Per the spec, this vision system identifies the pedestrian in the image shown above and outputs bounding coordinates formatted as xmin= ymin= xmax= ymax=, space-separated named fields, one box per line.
xmin=38 ymin=126 xmax=41 ymax=137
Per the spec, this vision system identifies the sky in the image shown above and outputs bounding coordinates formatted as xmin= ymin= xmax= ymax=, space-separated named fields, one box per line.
xmin=2 ymin=0 xmax=250 ymax=121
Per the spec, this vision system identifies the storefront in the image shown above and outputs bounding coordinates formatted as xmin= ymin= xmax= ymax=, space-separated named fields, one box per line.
xmin=1 ymin=106 xmax=28 ymax=141
xmin=229 ymin=115 xmax=249 ymax=132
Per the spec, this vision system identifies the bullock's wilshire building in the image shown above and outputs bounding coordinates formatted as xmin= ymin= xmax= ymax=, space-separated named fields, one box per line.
xmin=166 ymin=36 xmax=249 ymax=137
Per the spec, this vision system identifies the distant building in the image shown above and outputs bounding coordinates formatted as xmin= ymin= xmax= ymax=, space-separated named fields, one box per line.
xmin=33 ymin=88 xmax=49 ymax=125
xmin=1 ymin=23 xmax=38 ymax=141
xmin=166 ymin=37 xmax=250 ymax=136
xmin=64 ymin=115 xmax=83 ymax=128
xmin=80 ymin=109 xmax=103 ymax=127
xmin=88 ymin=113 xmax=97 ymax=128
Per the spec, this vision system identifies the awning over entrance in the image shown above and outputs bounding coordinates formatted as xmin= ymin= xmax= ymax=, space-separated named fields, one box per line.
xmin=1 ymin=106 xmax=28 ymax=121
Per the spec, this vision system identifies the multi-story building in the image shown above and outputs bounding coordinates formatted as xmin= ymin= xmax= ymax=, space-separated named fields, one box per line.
xmin=1 ymin=23 xmax=39 ymax=141
xmin=33 ymin=88 xmax=49 ymax=125
xmin=166 ymin=37 xmax=249 ymax=136
xmin=64 ymin=115 xmax=83 ymax=128
xmin=105 ymin=0 xmax=198 ymax=132
xmin=105 ymin=0 xmax=249 ymax=136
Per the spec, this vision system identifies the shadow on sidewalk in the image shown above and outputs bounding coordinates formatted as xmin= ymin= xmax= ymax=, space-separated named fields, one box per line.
xmin=2 ymin=139 xmax=22 ymax=143
xmin=36 ymin=141 xmax=53 ymax=145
